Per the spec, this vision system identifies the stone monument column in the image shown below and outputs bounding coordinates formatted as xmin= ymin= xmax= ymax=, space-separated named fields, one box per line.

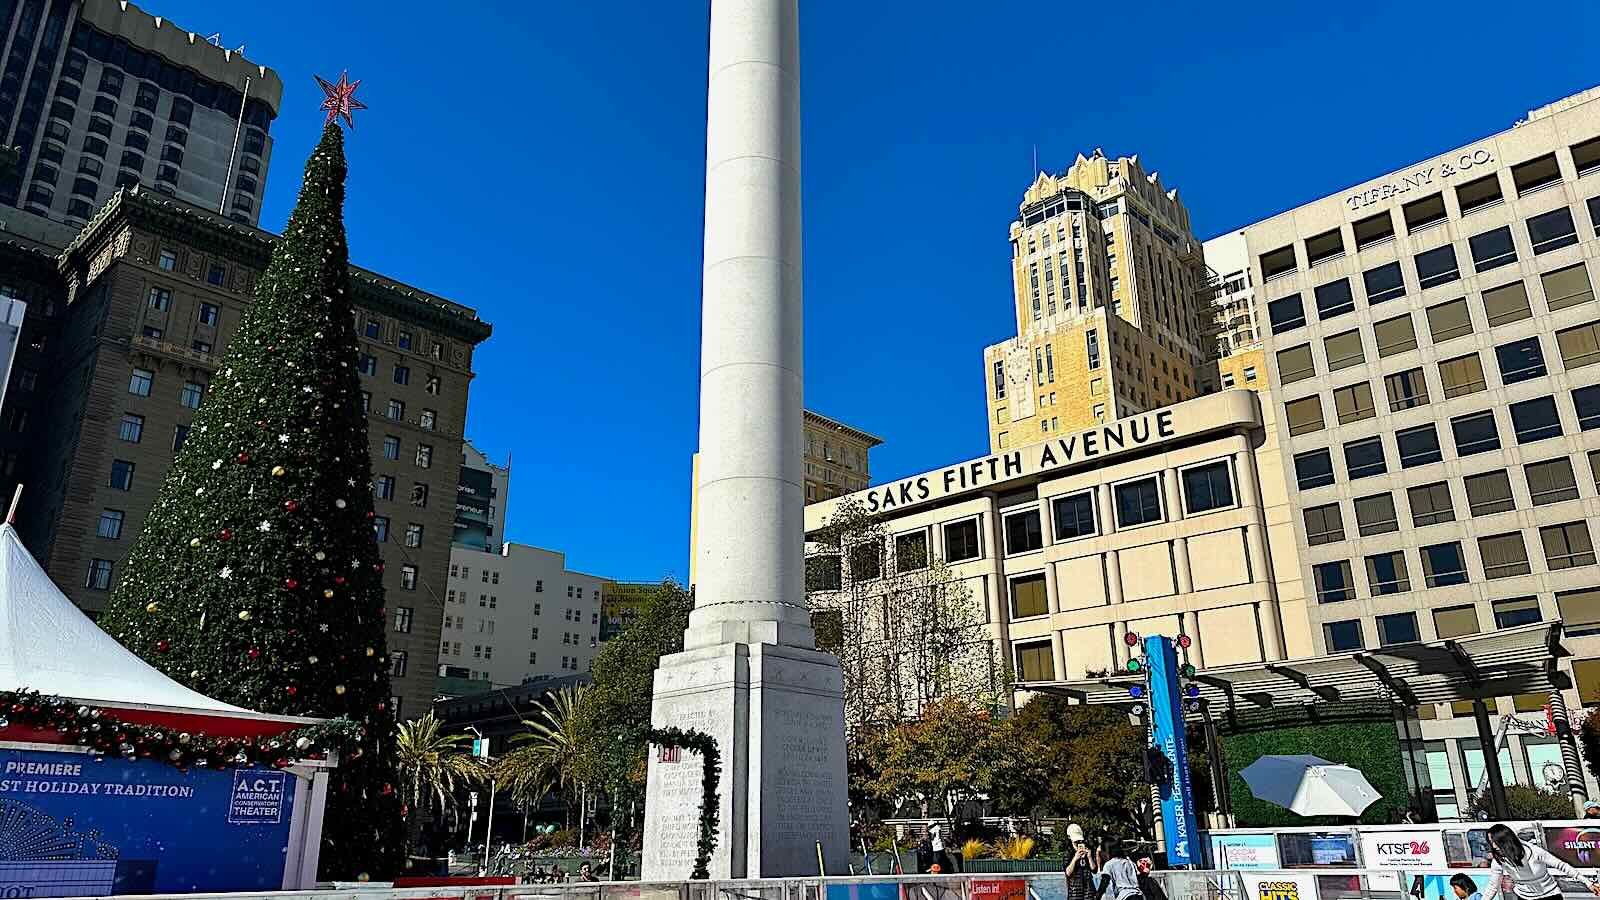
xmin=642 ymin=0 xmax=850 ymax=880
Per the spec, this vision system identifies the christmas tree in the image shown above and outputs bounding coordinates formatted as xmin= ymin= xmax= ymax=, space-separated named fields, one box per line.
xmin=100 ymin=117 xmax=404 ymax=878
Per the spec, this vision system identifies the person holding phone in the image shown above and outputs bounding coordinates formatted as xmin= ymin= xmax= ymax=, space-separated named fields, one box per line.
xmin=1481 ymin=824 xmax=1600 ymax=900
xmin=1064 ymin=824 xmax=1099 ymax=900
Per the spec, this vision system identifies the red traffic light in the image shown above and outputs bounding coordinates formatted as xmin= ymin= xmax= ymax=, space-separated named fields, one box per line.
xmin=1177 ymin=634 xmax=1192 ymax=649
xmin=1124 ymin=631 xmax=1141 ymax=647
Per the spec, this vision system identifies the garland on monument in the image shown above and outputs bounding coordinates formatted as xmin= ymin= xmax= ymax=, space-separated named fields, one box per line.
xmin=0 ymin=689 xmax=363 ymax=770
xmin=648 ymin=726 xmax=720 ymax=879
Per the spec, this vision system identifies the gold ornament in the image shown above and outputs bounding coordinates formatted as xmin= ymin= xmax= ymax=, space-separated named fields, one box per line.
xmin=308 ymin=656 xmax=319 ymax=664
xmin=271 ymin=465 xmax=286 ymax=477
xmin=188 ymin=538 xmax=201 ymax=548
xmin=323 ymin=589 xmax=335 ymax=599
xmin=237 ymin=610 xmax=253 ymax=621
xmin=365 ymin=647 xmax=374 ymax=657
xmin=335 ymin=685 xmax=346 ymax=695
xmin=145 ymin=601 xmax=160 ymax=613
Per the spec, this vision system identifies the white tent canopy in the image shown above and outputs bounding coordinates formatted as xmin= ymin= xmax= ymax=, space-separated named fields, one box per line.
xmin=0 ymin=522 xmax=261 ymax=716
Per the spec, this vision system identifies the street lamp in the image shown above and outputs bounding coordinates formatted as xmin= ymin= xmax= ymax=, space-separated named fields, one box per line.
xmin=466 ymin=726 xmax=496 ymax=875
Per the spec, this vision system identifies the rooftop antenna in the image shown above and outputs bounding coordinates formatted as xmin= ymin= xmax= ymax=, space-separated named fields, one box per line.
xmin=1032 ymin=144 xmax=1039 ymax=177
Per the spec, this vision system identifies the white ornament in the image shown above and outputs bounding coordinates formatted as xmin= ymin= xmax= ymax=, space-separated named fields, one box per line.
xmin=279 ymin=434 xmax=290 ymax=444
xmin=318 ymin=623 xmax=329 ymax=633
xmin=258 ymin=521 xmax=272 ymax=533
xmin=212 ymin=459 xmax=223 ymax=470
xmin=220 ymin=567 xmax=233 ymax=579
xmin=335 ymin=499 xmax=347 ymax=509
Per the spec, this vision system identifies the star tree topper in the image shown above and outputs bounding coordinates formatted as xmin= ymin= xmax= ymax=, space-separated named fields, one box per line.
xmin=315 ymin=71 xmax=366 ymax=129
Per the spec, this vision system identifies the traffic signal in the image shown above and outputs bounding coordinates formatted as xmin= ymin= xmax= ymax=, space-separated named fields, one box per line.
xmin=1143 ymin=746 xmax=1172 ymax=784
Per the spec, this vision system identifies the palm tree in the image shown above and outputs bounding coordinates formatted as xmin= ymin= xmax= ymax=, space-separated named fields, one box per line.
xmin=493 ymin=685 xmax=588 ymax=822
xmin=394 ymin=713 xmax=486 ymax=836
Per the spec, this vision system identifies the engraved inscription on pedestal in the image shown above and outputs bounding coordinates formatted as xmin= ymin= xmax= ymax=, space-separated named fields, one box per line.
xmin=645 ymin=703 xmax=714 ymax=878
xmin=764 ymin=705 xmax=838 ymax=848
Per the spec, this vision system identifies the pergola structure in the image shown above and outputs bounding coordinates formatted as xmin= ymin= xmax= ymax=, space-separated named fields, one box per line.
xmin=1016 ymin=622 xmax=1575 ymax=819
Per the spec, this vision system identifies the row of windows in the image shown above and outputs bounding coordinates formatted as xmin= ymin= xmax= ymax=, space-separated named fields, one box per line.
xmin=1319 ymin=586 xmax=1600 ymax=654
xmin=448 ymin=563 xmax=502 ymax=584
xmin=126 ymin=367 xmax=206 ymax=407
xmin=1276 ymin=263 xmax=1594 ymax=388
xmin=808 ymin=462 xmax=1239 ymax=589
xmin=362 ymin=317 xmax=446 ymax=361
xmin=1260 ymin=142 xmax=1599 ymax=282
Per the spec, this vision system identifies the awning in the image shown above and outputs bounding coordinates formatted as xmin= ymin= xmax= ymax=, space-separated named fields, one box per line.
xmin=1017 ymin=621 xmax=1567 ymax=719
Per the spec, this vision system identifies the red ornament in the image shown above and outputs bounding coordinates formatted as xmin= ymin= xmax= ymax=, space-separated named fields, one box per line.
xmin=375 ymin=702 xmax=385 ymax=712
xmin=236 ymin=452 xmax=250 ymax=464
xmin=315 ymin=71 xmax=367 ymax=129
xmin=247 ymin=648 xmax=261 ymax=660
xmin=156 ymin=640 xmax=171 ymax=653
xmin=284 ymin=500 xmax=299 ymax=512
xmin=334 ymin=576 xmax=346 ymax=585
xmin=284 ymin=578 xmax=299 ymax=590
xmin=285 ymin=686 xmax=298 ymax=696
xmin=382 ymin=783 xmax=394 ymax=796
xmin=219 ymin=528 xmax=233 ymax=541
xmin=365 ymin=511 xmax=375 ymax=520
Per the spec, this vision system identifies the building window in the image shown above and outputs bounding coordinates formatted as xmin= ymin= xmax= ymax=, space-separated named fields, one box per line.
xmin=204 ymin=262 xmax=226 ymax=286
xmin=1494 ymin=596 xmax=1543 ymax=629
xmin=1261 ymin=246 xmax=1297 ymax=281
xmin=375 ymin=476 xmax=395 ymax=500
xmin=1543 ymin=263 xmax=1595 ymax=311
xmin=128 ymin=368 xmax=153 ymax=396
xmin=806 ymin=556 xmax=842 ymax=591
xmin=1009 ymin=641 xmax=1052 ymax=682
xmin=394 ymin=365 xmax=410 ymax=386
xmin=1439 ymin=353 xmax=1487 ymax=398
xmin=1461 ymin=470 xmax=1515 ymax=518
xmin=97 ymin=509 xmax=124 ymax=539
xmin=992 ymin=361 xmax=1005 ymax=399
xmin=420 ymin=409 xmax=436 ymax=430
xmin=1085 ymin=330 xmax=1101 ymax=370
xmin=1354 ymin=493 xmax=1399 ymax=536
xmin=1284 ymin=395 xmax=1325 ymax=436
xmin=401 ymin=565 xmax=417 ymax=590
xmin=1334 ymin=382 xmax=1376 ymax=424
xmin=1324 ymin=619 xmax=1364 ymax=652
xmin=426 ymin=375 xmax=441 ymax=395
xmin=1482 ymin=283 xmax=1535 ymax=330
xmin=1052 ymin=492 xmax=1096 ymax=539
xmin=382 ymin=435 xmax=400 ymax=460
xmin=1580 ymin=386 xmax=1600 ymax=431
xmin=1556 ymin=590 xmax=1600 ymax=637
xmin=192 ymin=340 xmax=212 ymax=355
xmin=1377 ymin=612 xmax=1420 ymax=647
xmin=1324 ymin=330 xmax=1365 ymax=371
xmin=147 ymin=286 xmax=170 ymax=311
xmin=1426 ymin=298 xmax=1473 ymax=343
xmin=109 ymin=460 xmax=134 ymax=491
xmin=404 ymin=524 xmax=423 ymax=548
xmin=1415 ymin=245 xmax=1461 ymax=289
xmin=1458 ymin=173 xmax=1505 ymax=214
xmin=1363 ymin=262 xmax=1405 ymax=303
xmin=119 ymin=413 xmax=144 ymax=442
xmin=1277 ymin=344 xmax=1316 ymax=384
xmin=173 ymin=425 xmax=189 ymax=452
xmin=415 ymin=444 xmax=432 ymax=468
xmin=1268 ymin=294 xmax=1306 ymax=333
xmin=373 ymin=516 xmax=389 ymax=542
xmin=1526 ymin=457 xmax=1580 ymax=506
xmin=1384 ymin=369 xmax=1429 ymax=413
xmin=1374 ymin=314 xmax=1418 ymax=358
xmin=1528 ymin=207 xmax=1580 ymax=255
xmin=1182 ymin=461 xmax=1234 ymax=514
xmin=1558 ymin=321 xmax=1600 ymax=370
xmin=85 ymin=559 xmax=113 ymax=591
xmin=1367 ymin=551 xmax=1411 ymax=596
xmin=1468 ymin=226 xmax=1517 ymax=272
xmin=1479 ymin=532 xmax=1533 ymax=579
xmin=895 ymin=530 xmax=929 ymax=572
xmin=1451 ymin=411 xmax=1501 ymax=456
xmin=1343 ymin=436 xmax=1387 ymax=480
xmin=1295 ymin=449 xmax=1335 ymax=490
xmin=1010 ymin=574 xmax=1048 ymax=619
xmin=1433 ymin=604 xmax=1479 ymax=639
xmin=387 ymin=399 xmax=405 ymax=420
xmin=357 ymin=354 xmax=378 ymax=376
xmin=364 ymin=320 xmax=382 ymax=339
xmin=1408 ymin=482 xmax=1456 ymax=527
xmin=390 ymin=651 xmax=408 ymax=678
xmin=1003 ymin=508 xmax=1044 ymax=554
xmin=1395 ymin=424 xmax=1442 ymax=468
xmin=179 ymin=380 xmax=204 ymax=409
xmin=1314 ymin=278 xmax=1355 ymax=320
xmin=849 ymin=540 xmax=882 ymax=580
xmin=1542 ymin=522 xmax=1597 ymax=570
xmin=1304 ymin=503 xmax=1345 ymax=545
xmin=1114 ymin=478 xmax=1162 ymax=528
xmin=1510 ymin=396 xmax=1562 ymax=444
xmin=1421 ymin=542 xmax=1469 ymax=587
xmin=943 ymin=519 xmax=981 ymax=562
xmin=1353 ymin=210 xmax=1396 ymax=249
xmin=394 ymin=606 xmax=414 ymax=634
xmin=1306 ymin=228 xmax=1346 ymax=266
xmin=1496 ymin=337 xmax=1547 ymax=385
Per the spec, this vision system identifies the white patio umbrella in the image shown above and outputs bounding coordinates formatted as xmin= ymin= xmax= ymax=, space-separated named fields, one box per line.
xmin=1239 ymin=754 xmax=1382 ymax=817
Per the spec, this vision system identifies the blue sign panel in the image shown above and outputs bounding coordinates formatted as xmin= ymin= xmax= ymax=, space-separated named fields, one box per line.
xmin=1145 ymin=635 xmax=1199 ymax=866
xmin=0 ymin=748 xmax=297 ymax=897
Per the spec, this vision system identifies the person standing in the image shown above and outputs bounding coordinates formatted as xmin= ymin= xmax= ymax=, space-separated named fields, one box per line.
xmin=1096 ymin=838 xmax=1144 ymax=900
xmin=1064 ymin=824 xmax=1099 ymax=900
xmin=930 ymin=824 xmax=956 ymax=874
xmin=1480 ymin=824 xmax=1600 ymax=900
xmin=1584 ymin=800 xmax=1600 ymax=820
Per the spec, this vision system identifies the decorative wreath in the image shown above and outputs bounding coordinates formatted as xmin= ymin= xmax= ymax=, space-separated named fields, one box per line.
xmin=648 ymin=726 xmax=721 ymax=879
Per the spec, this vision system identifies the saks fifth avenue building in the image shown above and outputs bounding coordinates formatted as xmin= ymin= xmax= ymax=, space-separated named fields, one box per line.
xmin=805 ymin=389 xmax=1599 ymax=815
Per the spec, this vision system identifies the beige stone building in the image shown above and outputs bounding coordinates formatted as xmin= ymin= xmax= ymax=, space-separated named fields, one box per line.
xmin=688 ymin=408 xmax=881 ymax=586
xmin=1244 ymin=85 xmax=1600 ymax=816
xmin=806 ymin=391 xmax=1312 ymax=696
xmin=1200 ymin=230 xmax=1268 ymax=394
xmin=983 ymin=153 xmax=1213 ymax=451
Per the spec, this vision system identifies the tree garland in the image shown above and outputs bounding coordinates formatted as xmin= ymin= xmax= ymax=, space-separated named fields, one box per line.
xmin=648 ymin=726 xmax=720 ymax=879
xmin=0 ymin=689 xmax=362 ymax=770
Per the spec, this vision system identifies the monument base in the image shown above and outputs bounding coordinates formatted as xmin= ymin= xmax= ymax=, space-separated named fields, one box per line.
xmin=641 ymin=640 xmax=850 ymax=880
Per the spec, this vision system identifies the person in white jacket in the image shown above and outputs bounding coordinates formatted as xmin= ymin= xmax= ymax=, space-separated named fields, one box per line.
xmin=1482 ymin=824 xmax=1600 ymax=900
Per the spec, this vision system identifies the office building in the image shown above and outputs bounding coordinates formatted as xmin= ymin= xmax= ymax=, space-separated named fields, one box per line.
xmin=1200 ymin=231 xmax=1267 ymax=393
xmin=440 ymin=543 xmax=606 ymax=687
xmin=1 ymin=0 xmax=280 ymax=228
xmin=453 ymin=441 xmax=509 ymax=552
xmin=688 ymin=408 xmax=881 ymax=586
xmin=11 ymin=185 xmax=490 ymax=717
xmin=1245 ymin=85 xmax=1600 ymax=816
xmin=983 ymin=152 xmax=1212 ymax=451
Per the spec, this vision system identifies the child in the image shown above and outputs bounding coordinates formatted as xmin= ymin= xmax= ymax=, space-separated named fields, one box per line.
xmin=1451 ymin=873 xmax=1482 ymax=900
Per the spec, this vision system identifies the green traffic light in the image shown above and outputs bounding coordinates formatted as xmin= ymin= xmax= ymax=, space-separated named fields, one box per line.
xmin=1126 ymin=658 xmax=1143 ymax=672
xmin=1181 ymin=663 xmax=1196 ymax=677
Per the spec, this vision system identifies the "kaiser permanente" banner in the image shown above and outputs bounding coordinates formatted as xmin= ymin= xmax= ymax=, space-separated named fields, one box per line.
xmin=0 ymin=748 xmax=297 ymax=897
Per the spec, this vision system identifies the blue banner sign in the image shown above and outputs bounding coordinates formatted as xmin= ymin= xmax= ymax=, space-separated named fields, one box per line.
xmin=0 ymin=748 xmax=297 ymax=897
xmin=1145 ymin=634 xmax=1199 ymax=866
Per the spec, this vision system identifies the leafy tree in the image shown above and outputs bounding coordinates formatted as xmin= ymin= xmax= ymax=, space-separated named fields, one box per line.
xmin=807 ymin=498 xmax=1002 ymax=732
xmin=495 ymin=685 xmax=587 ymax=815
xmin=395 ymin=714 xmax=486 ymax=838
xmin=1467 ymin=783 xmax=1577 ymax=821
xmin=99 ymin=123 xmax=403 ymax=877
xmin=856 ymin=698 xmax=1010 ymax=820
xmin=994 ymin=697 xmax=1151 ymax=837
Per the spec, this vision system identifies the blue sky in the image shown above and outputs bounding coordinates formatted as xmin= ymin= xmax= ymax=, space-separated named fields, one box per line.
xmin=154 ymin=0 xmax=1598 ymax=582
